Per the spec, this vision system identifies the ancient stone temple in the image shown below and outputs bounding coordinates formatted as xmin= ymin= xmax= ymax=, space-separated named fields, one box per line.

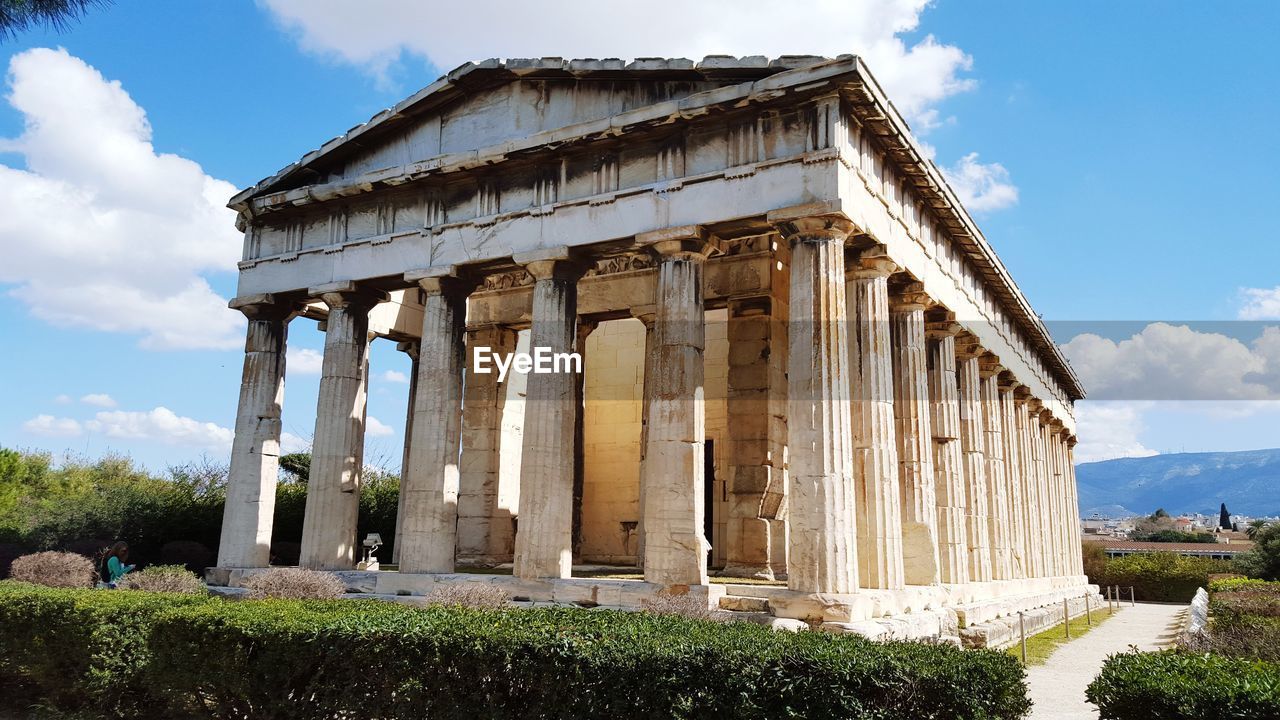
xmin=213 ymin=55 xmax=1091 ymax=642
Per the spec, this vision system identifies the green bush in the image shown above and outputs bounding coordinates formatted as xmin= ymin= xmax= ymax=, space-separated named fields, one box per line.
xmin=1208 ymin=577 xmax=1279 ymax=594
xmin=1086 ymin=650 xmax=1280 ymax=719
xmin=1092 ymin=552 xmax=1234 ymax=602
xmin=0 ymin=581 xmax=1032 ymax=719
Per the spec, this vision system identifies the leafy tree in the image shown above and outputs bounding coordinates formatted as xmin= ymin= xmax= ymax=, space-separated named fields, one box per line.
xmin=0 ymin=0 xmax=110 ymax=39
xmin=1246 ymin=519 xmax=1270 ymax=540
xmin=278 ymin=453 xmax=311 ymax=483
xmin=1235 ymin=522 xmax=1280 ymax=580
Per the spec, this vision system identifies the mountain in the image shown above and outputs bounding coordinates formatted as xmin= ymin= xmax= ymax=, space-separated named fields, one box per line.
xmin=1075 ymin=448 xmax=1280 ymax=517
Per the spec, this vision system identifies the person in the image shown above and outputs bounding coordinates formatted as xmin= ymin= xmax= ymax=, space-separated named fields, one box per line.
xmin=100 ymin=541 xmax=135 ymax=588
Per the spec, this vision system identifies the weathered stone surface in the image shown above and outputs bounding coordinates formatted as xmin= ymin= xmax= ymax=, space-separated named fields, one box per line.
xmin=927 ymin=324 xmax=969 ymax=586
xmin=890 ymin=288 xmax=939 ymax=586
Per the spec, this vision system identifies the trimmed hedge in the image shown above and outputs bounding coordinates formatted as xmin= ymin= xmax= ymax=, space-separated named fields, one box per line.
xmin=0 ymin=581 xmax=1032 ymax=719
xmin=1086 ymin=650 xmax=1280 ymax=719
xmin=1090 ymin=552 xmax=1234 ymax=602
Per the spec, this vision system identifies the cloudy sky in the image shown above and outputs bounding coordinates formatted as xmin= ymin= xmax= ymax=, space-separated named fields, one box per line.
xmin=1 ymin=0 xmax=1278 ymax=470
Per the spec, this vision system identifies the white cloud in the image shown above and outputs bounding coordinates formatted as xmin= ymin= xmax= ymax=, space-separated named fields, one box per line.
xmin=281 ymin=431 xmax=310 ymax=454
xmin=53 ymin=394 xmax=72 ymax=405
xmin=259 ymin=0 xmax=972 ymax=132
xmin=22 ymin=414 xmax=83 ymax=437
xmin=1060 ymin=322 xmax=1280 ymax=402
xmin=365 ymin=416 xmax=393 ymax=437
xmin=0 ymin=48 xmax=243 ymax=350
xmin=380 ymin=369 xmax=408 ymax=384
xmin=79 ymin=393 xmax=117 ymax=408
xmin=84 ymin=406 xmax=234 ymax=449
xmin=1240 ymin=286 xmax=1280 ymax=320
xmin=287 ymin=347 xmax=324 ymax=374
xmin=1073 ymin=402 xmax=1158 ymax=464
xmin=941 ymin=152 xmax=1019 ymax=212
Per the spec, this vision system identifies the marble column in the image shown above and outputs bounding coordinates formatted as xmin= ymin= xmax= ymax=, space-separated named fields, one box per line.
xmin=1041 ymin=412 xmax=1063 ymax=576
xmin=299 ymin=283 xmax=385 ymax=570
xmin=774 ymin=212 xmax=858 ymax=594
xmin=1020 ymin=394 xmax=1046 ymax=577
xmin=640 ymin=228 xmax=712 ymax=587
xmin=218 ymin=295 xmax=292 ymax=569
xmin=999 ymin=377 xmax=1028 ymax=578
xmin=1066 ymin=434 xmax=1083 ymax=574
xmin=1026 ymin=401 xmax=1050 ymax=576
xmin=1049 ymin=421 xmax=1069 ymax=577
xmin=979 ymin=360 xmax=1012 ymax=581
xmin=889 ymin=283 xmax=939 ymax=586
xmin=391 ymin=339 xmax=419 ymax=565
xmin=848 ymin=249 xmax=905 ymax=590
xmin=927 ymin=316 xmax=968 ymax=585
xmin=512 ymin=250 xmax=583 ymax=580
xmin=632 ymin=306 xmax=656 ymax=569
xmin=456 ymin=324 xmax=518 ymax=564
xmin=957 ymin=338 xmax=992 ymax=582
xmin=398 ymin=270 xmax=472 ymax=574
xmin=571 ymin=320 xmax=596 ymax=561
xmin=724 ymin=295 xmax=788 ymax=580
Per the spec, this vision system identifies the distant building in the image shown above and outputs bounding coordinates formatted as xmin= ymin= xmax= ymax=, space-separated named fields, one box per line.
xmin=1090 ymin=538 xmax=1251 ymax=562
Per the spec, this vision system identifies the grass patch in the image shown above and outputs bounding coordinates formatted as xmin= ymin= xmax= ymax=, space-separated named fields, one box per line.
xmin=1008 ymin=605 xmax=1116 ymax=665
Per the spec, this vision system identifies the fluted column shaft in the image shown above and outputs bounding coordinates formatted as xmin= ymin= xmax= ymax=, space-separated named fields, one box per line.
xmin=958 ymin=351 xmax=992 ymax=582
xmin=513 ymin=256 xmax=581 ymax=579
xmin=1027 ymin=404 xmax=1050 ymax=576
xmin=1020 ymin=399 xmax=1046 ymax=577
xmin=1041 ymin=415 xmax=1063 ymax=575
xmin=890 ymin=290 xmax=939 ymax=586
xmin=399 ymin=275 xmax=471 ymax=574
xmin=848 ymin=253 xmax=905 ymax=590
xmin=999 ymin=383 xmax=1027 ymax=578
xmin=641 ymin=234 xmax=711 ymax=586
xmin=300 ymin=287 xmax=383 ymax=570
xmin=928 ymin=325 xmax=968 ymax=585
xmin=391 ymin=340 xmax=419 ymax=565
xmin=1050 ymin=424 xmax=1069 ymax=576
xmin=218 ymin=298 xmax=291 ymax=568
xmin=779 ymin=216 xmax=858 ymax=594
xmin=1066 ymin=437 xmax=1083 ymax=574
xmin=457 ymin=325 xmax=518 ymax=564
xmin=633 ymin=308 xmax=656 ymax=569
xmin=980 ymin=370 xmax=1012 ymax=580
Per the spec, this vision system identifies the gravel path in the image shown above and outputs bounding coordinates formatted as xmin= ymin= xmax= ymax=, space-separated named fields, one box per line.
xmin=1025 ymin=601 xmax=1187 ymax=720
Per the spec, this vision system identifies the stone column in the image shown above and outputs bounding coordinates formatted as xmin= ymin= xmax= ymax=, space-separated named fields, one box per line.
xmin=999 ymin=377 xmax=1027 ymax=578
xmin=398 ymin=270 xmax=472 ymax=574
xmin=927 ymin=315 xmax=968 ymax=585
xmin=571 ymin=319 xmax=596 ymax=562
xmin=512 ymin=249 xmax=583 ymax=580
xmin=390 ymin=339 xmax=420 ymax=565
xmin=772 ymin=211 xmax=858 ymax=594
xmin=1026 ymin=400 xmax=1049 ymax=576
xmin=1049 ymin=420 xmax=1068 ymax=577
xmin=889 ymin=283 xmax=939 ymax=586
xmin=632 ymin=306 xmax=656 ymax=569
xmin=639 ymin=228 xmax=712 ymax=587
xmin=1041 ymin=411 xmax=1062 ymax=576
xmin=956 ymin=337 xmax=992 ymax=583
xmin=979 ymin=360 xmax=1012 ymax=581
xmin=1020 ymin=394 xmax=1046 ymax=577
xmin=457 ymin=324 xmax=518 ymax=564
xmin=724 ymin=295 xmax=788 ymax=580
xmin=218 ymin=295 xmax=293 ymax=569
xmin=1066 ymin=434 xmax=1083 ymax=574
xmin=847 ymin=249 xmax=905 ymax=590
xmin=299 ymin=283 xmax=385 ymax=570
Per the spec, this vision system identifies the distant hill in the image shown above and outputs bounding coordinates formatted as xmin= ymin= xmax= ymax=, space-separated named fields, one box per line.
xmin=1075 ymin=448 xmax=1280 ymax=517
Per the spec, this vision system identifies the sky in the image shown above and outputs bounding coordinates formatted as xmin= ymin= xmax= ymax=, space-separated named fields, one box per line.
xmin=1 ymin=0 xmax=1278 ymax=472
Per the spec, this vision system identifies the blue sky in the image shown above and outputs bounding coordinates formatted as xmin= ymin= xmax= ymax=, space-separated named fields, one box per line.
xmin=1 ymin=0 xmax=1277 ymax=471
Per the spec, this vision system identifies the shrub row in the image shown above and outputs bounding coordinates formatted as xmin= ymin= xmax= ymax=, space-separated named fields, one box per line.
xmin=1087 ymin=551 xmax=1235 ymax=602
xmin=0 ymin=581 xmax=1032 ymax=719
xmin=1086 ymin=650 xmax=1280 ymax=719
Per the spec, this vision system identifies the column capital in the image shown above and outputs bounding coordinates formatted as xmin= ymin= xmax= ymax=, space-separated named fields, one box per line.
xmin=766 ymin=205 xmax=856 ymax=244
xmin=307 ymin=282 xmax=388 ymax=311
xmin=629 ymin=304 xmax=657 ymax=327
xmin=405 ymin=265 xmax=477 ymax=296
xmin=997 ymin=370 xmax=1022 ymax=392
xmin=888 ymin=280 xmax=930 ymax=312
xmin=1066 ymin=435 xmax=1079 ymax=448
xmin=845 ymin=246 xmax=898 ymax=279
xmin=395 ymin=339 xmax=421 ymax=361
xmin=636 ymin=225 xmax=715 ymax=260
xmin=977 ymin=353 xmax=1004 ymax=378
xmin=512 ymin=246 xmax=587 ymax=282
xmin=954 ymin=333 xmax=985 ymax=360
xmin=228 ymin=293 xmax=299 ymax=321
xmin=925 ymin=319 xmax=962 ymax=341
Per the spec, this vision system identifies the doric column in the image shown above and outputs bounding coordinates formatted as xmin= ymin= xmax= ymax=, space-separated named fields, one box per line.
xmin=397 ymin=269 xmax=472 ymax=574
xmin=218 ymin=295 xmax=293 ymax=568
xmin=724 ymin=295 xmax=788 ymax=580
xmin=927 ymin=314 xmax=968 ymax=585
xmin=771 ymin=210 xmax=858 ymax=594
xmin=956 ymin=336 xmax=992 ymax=582
xmin=999 ymin=376 xmax=1028 ymax=578
xmin=571 ymin=319 xmax=596 ymax=562
xmin=889 ymin=282 xmax=939 ymax=586
xmin=1025 ymin=398 xmax=1049 ymax=576
xmin=632 ymin=306 xmax=656 ymax=569
xmin=847 ymin=248 xmax=905 ymax=590
xmin=1066 ymin=434 xmax=1083 ymax=574
xmin=639 ymin=227 xmax=712 ymax=587
xmin=1049 ymin=419 xmax=1068 ymax=577
xmin=299 ymin=283 xmax=385 ymax=570
xmin=456 ymin=324 xmax=518 ymax=564
xmin=1019 ymin=393 xmax=1045 ymax=577
xmin=391 ymin=339 xmax=419 ymax=565
xmin=979 ymin=358 xmax=1012 ymax=581
xmin=512 ymin=249 xmax=583 ymax=579
xmin=1040 ymin=410 xmax=1062 ymax=576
